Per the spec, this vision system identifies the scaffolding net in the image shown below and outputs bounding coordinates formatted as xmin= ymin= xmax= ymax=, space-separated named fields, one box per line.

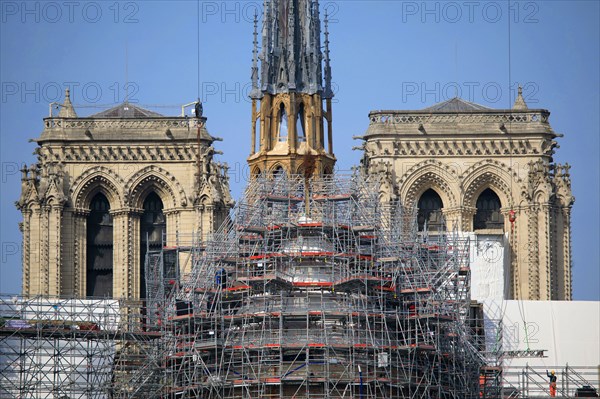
xmin=163 ymin=173 xmax=483 ymax=399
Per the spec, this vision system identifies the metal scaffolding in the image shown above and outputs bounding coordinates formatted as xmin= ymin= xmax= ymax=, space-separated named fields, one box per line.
xmin=0 ymin=296 xmax=162 ymax=398
xmin=2 ymin=174 xmax=597 ymax=399
xmin=162 ymin=173 xmax=484 ymax=398
xmin=502 ymin=365 xmax=599 ymax=398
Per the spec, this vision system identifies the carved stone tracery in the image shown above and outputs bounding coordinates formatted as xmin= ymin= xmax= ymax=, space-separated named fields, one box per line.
xmin=70 ymin=166 xmax=125 ymax=209
xmin=398 ymin=160 xmax=458 ymax=208
xmin=124 ymin=165 xmax=187 ymax=209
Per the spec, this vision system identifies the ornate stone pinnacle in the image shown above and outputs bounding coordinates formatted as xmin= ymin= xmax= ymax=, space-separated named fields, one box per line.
xmin=58 ymin=87 xmax=78 ymax=118
xmin=513 ymin=85 xmax=528 ymax=110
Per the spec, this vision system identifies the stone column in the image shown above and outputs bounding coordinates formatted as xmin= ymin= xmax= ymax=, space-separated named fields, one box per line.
xmin=561 ymin=206 xmax=573 ymax=300
xmin=197 ymin=203 xmax=215 ymax=243
xmin=549 ymin=205 xmax=560 ymax=300
xmin=513 ymin=206 xmax=531 ymax=299
xmin=526 ymin=206 xmax=540 ymax=300
xmin=310 ymin=106 xmax=317 ymax=152
xmin=28 ymin=205 xmax=44 ymax=295
xmin=60 ymin=209 xmax=74 ymax=296
xmin=500 ymin=208 xmax=516 ymax=299
xmin=196 ymin=204 xmax=204 ymax=244
xmin=164 ymin=209 xmax=180 ymax=247
xmin=47 ymin=204 xmax=64 ymax=296
xmin=20 ymin=209 xmax=32 ymax=295
xmin=459 ymin=206 xmax=477 ymax=232
xmin=112 ymin=208 xmax=142 ymax=299
xmin=314 ymin=96 xmax=323 ymax=150
xmin=441 ymin=207 xmax=461 ymax=231
xmin=39 ymin=205 xmax=50 ymax=295
xmin=261 ymin=95 xmax=273 ymax=151
xmin=72 ymin=208 xmax=89 ymax=297
xmin=539 ymin=204 xmax=552 ymax=300
xmin=206 ymin=204 xmax=215 ymax=240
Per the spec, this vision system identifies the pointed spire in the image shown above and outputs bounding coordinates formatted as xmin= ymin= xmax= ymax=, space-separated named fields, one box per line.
xmin=250 ymin=10 xmax=261 ymax=99
xmin=257 ymin=0 xmax=325 ymax=95
xmin=58 ymin=88 xmax=77 ymax=118
xmin=323 ymin=8 xmax=333 ymax=99
xmin=513 ymin=85 xmax=528 ymax=110
xmin=286 ymin=0 xmax=297 ymax=90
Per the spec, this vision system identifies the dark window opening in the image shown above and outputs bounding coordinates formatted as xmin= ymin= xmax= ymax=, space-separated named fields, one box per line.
xmin=296 ymin=103 xmax=306 ymax=143
xmin=278 ymin=103 xmax=288 ymax=142
xmin=320 ymin=117 xmax=326 ymax=150
xmin=140 ymin=192 xmax=166 ymax=299
xmin=86 ymin=193 xmax=113 ymax=297
xmin=273 ymin=166 xmax=286 ymax=179
xmin=417 ymin=189 xmax=444 ymax=232
xmin=474 ymin=188 xmax=504 ymax=230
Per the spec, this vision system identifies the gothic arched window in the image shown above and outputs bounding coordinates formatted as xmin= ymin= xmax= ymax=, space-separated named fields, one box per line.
xmin=417 ymin=189 xmax=444 ymax=232
xmin=278 ymin=103 xmax=288 ymax=143
xmin=474 ymin=188 xmax=503 ymax=230
xmin=273 ymin=165 xmax=286 ymax=179
xmin=86 ymin=193 xmax=113 ymax=297
xmin=140 ymin=192 xmax=166 ymax=299
xmin=296 ymin=103 xmax=306 ymax=143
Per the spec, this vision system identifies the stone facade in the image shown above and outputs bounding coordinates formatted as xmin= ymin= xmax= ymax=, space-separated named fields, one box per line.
xmin=359 ymin=93 xmax=574 ymax=300
xmin=17 ymin=91 xmax=233 ymax=298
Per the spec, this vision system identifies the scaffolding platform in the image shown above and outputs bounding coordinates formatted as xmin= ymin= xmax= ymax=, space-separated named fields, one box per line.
xmin=161 ymin=174 xmax=482 ymax=399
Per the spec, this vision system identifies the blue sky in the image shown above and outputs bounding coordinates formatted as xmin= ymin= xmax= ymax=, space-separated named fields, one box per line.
xmin=0 ymin=1 xmax=598 ymax=300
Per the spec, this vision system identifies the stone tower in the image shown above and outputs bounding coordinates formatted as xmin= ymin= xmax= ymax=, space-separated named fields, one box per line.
xmin=247 ymin=0 xmax=336 ymax=176
xmin=359 ymin=89 xmax=574 ymax=300
xmin=17 ymin=90 xmax=233 ymax=298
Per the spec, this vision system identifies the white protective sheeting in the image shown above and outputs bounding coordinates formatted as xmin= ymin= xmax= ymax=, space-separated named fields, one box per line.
xmin=483 ymin=299 xmax=600 ymax=368
xmin=458 ymin=232 xmax=509 ymax=301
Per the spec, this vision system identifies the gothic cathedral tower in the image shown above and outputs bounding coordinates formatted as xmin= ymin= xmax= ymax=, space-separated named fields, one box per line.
xmin=248 ymin=0 xmax=335 ymax=177
xmin=17 ymin=93 xmax=232 ymax=299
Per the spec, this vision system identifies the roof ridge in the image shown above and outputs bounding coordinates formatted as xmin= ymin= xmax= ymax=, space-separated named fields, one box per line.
xmin=423 ymin=97 xmax=491 ymax=112
xmin=89 ymin=102 xmax=164 ymax=118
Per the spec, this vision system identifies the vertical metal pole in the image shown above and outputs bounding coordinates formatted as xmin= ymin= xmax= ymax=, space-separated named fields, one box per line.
xmin=358 ymin=365 xmax=364 ymax=399
xmin=525 ymin=365 xmax=529 ymax=397
xmin=565 ymin=364 xmax=569 ymax=397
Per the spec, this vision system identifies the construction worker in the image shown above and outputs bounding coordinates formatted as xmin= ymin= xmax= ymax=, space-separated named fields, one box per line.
xmin=546 ymin=370 xmax=557 ymax=397
xmin=479 ymin=372 xmax=486 ymax=398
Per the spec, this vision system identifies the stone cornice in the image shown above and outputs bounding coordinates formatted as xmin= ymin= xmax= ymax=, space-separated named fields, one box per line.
xmin=73 ymin=207 xmax=90 ymax=216
xmin=368 ymin=109 xmax=550 ymax=123
xmin=163 ymin=209 xmax=183 ymax=216
xmin=39 ymin=117 xmax=218 ymax=144
xmin=110 ymin=207 xmax=144 ymax=217
xmin=364 ymin=137 xmax=557 ymax=158
xmin=43 ymin=117 xmax=206 ymax=131
xmin=365 ymin=110 xmax=555 ymax=137
xmin=38 ymin=144 xmax=199 ymax=163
